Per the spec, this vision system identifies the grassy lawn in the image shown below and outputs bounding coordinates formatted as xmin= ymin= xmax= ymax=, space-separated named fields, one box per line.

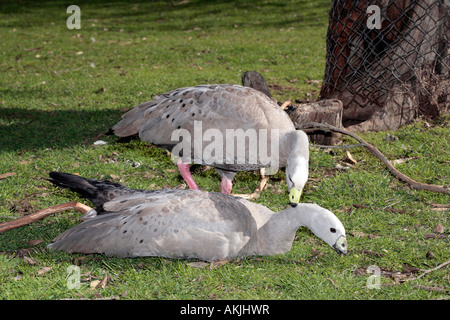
xmin=0 ymin=0 xmax=449 ymax=301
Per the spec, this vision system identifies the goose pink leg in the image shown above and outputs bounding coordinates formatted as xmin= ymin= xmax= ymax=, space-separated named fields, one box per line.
xmin=220 ymin=177 xmax=233 ymax=195
xmin=177 ymin=159 xmax=199 ymax=190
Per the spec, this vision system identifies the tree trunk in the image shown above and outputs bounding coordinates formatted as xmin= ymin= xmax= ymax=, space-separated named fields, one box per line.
xmin=320 ymin=0 xmax=449 ymax=131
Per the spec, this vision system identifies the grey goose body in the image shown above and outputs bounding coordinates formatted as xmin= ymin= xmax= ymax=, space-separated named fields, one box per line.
xmin=47 ymin=172 xmax=346 ymax=260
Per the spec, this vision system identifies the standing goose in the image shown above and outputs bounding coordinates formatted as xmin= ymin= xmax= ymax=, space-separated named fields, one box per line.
xmin=112 ymin=84 xmax=309 ymax=206
xmin=47 ymin=172 xmax=346 ymax=260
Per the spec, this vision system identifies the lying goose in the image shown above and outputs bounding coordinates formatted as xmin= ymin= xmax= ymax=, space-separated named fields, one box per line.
xmin=112 ymin=84 xmax=309 ymax=206
xmin=47 ymin=172 xmax=346 ymax=260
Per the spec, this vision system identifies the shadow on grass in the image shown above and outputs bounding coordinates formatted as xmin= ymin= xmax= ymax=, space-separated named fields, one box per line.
xmin=0 ymin=106 xmax=120 ymax=152
xmin=0 ymin=0 xmax=331 ymax=30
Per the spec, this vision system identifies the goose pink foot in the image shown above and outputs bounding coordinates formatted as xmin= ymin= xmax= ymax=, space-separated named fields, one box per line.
xmin=220 ymin=177 xmax=233 ymax=195
xmin=176 ymin=159 xmax=199 ymax=190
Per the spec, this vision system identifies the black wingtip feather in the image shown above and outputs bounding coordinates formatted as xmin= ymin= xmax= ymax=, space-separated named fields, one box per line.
xmin=48 ymin=172 xmax=132 ymax=213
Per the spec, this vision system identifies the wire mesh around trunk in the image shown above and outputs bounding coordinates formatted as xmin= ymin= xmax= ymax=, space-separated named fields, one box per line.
xmin=320 ymin=0 xmax=449 ymax=131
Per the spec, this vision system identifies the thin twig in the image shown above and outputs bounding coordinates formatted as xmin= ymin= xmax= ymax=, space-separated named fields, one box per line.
xmin=297 ymin=122 xmax=450 ymax=195
xmin=412 ymin=284 xmax=448 ymax=294
xmin=0 ymin=201 xmax=93 ymax=233
xmin=410 ymin=260 xmax=450 ymax=281
xmin=310 ymin=143 xmax=364 ymax=149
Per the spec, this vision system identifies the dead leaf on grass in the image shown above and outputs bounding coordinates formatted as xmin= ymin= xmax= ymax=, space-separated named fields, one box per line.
xmin=186 ymin=261 xmax=209 ymax=269
xmin=0 ymin=172 xmax=16 ymax=179
xmin=433 ymin=223 xmax=444 ymax=234
xmin=210 ymin=259 xmax=231 ymax=269
xmin=90 ymin=280 xmax=101 ymax=289
xmin=27 ymin=239 xmax=44 ymax=246
xmin=100 ymin=275 xmax=110 ymax=289
xmin=346 ymin=150 xmax=357 ymax=164
xmin=37 ymin=267 xmax=52 ymax=275
xmin=23 ymin=256 xmax=36 ymax=265
xmin=392 ymin=157 xmax=419 ymax=165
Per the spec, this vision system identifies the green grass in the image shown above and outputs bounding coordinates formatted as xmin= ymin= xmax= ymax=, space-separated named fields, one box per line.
xmin=0 ymin=0 xmax=449 ymax=301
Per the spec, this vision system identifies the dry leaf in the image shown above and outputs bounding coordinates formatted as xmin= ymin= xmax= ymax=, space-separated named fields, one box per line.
xmin=23 ymin=256 xmax=36 ymax=265
xmin=100 ymin=275 xmax=109 ymax=289
xmin=186 ymin=261 xmax=209 ymax=269
xmin=433 ymin=223 xmax=444 ymax=234
xmin=90 ymin=280 xmax=101 ymax=289
xmin=37 ymin=267 xmax=52 ymax=275
xmin=0 ymin=172 xmax=16 ymax=180
xmin=392 ymin=156 xmax=419 ymax=165
xmin=346 ymin=150 xmax=357 ymax=164
xmin=27 ymin=239 xmax=44 ymax=246
xmin=210 ymin=259 xmax=231 ymax=268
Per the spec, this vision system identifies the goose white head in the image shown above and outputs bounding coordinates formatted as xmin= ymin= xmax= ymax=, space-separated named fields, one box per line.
xmin=300 ymin=204 xmax=347 ymax=255
xmin=286 ymin=130 xmax=309 ymax=206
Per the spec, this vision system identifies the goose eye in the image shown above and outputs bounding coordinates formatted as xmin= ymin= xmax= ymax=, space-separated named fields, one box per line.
xmin=330 ymin=228 xmax=336 ymax=233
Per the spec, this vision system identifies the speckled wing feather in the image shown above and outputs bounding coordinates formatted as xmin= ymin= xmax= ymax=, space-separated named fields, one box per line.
xmin=48 ymin=190 xmax=258 ymax=260
xmin=113 ymin=84 xmax=294 ymax=144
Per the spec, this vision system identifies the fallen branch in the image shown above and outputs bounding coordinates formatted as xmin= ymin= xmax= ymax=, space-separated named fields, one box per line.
xmin=0 ymin=201 xmax=93 ymax=233
xmin=297 ymin=122 xmax=450 ymax=195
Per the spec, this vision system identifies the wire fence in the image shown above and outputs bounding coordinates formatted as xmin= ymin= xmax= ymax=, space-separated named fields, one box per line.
xmin=320 ymin=0 xmax=449 ymax=130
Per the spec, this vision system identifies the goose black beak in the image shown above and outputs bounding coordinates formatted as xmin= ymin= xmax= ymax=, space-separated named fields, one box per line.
xmin=332 ymin=235 xmax=347 ymax=255
xmin=289 ymin=188 xmax=302 ymax=207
